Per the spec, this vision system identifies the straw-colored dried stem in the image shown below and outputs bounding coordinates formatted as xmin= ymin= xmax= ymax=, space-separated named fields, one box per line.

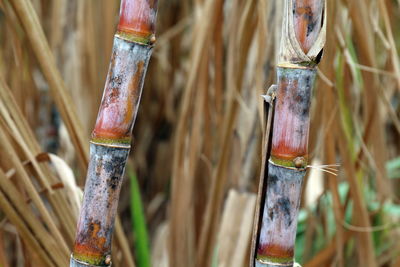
xmin=9 ymin=0 xmax=89 ymax=173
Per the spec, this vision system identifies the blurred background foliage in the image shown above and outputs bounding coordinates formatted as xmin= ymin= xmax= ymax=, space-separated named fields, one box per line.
xmin=0 ymin=0 xmax=399 ymax=266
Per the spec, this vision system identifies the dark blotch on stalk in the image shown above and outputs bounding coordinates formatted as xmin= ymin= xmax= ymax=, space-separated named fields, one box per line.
xmin=277 ymin=197 xmax=292 ymax=226
xmin=285 ymin=76 xmax=312 ymax=120
xmin=103 ymin=157 xmax=124 ymax=173
xmin=307 ymin=21 xmax=317 ymax=37
xmin=268 ymin=172 xmax=278 ymax=187
xmin=107 ymin=176 xmax=120 ymax=190
xmin=268 ymin=209 xmax=274 ymax=221
xmin=111 ymin=74 xmax=123 ymax=87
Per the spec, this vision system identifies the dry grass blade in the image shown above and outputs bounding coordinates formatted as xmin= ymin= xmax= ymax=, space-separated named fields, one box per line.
xmin=0 ymin=189 xmax=55 ymax=267
xmin=0 ymin=78 xmax=78 ymax=241
xmin=9 ymin=0 xmax=89 ymax=172
xmin=0 ymin=112 xmax=70 ymax=258
xmin=0 ymin=169 xmax=67 ymax=266
xmin=169 ymin=0 xmax=224 ymax=266
xmin=217 ymin=190 xmax=256 ymax=267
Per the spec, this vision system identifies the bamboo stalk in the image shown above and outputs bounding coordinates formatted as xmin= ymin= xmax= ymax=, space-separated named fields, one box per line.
xmin=70 ymin=1 xmax=158 ymax=266
xmin=251 ymin=1 xmax=326 ymax=267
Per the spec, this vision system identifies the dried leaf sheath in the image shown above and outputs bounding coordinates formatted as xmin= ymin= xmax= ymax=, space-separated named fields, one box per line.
xmin=279 ymin=0 xmax=326 ymax=65
xmin=251 ymin=1 xmax=326 ymax=267
xmin=71 ymin=1 xmax=158 ymax=266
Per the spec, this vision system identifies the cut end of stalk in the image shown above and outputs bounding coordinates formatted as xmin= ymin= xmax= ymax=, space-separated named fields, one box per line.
xmin=118 ymin=0 xmax=159 ymax=44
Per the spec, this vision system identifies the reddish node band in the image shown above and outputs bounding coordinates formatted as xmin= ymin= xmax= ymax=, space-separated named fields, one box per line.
xmin=257 ymin=243 xmax=294 ymax=262
xmin=118 ymin=0 xmax=158 ymax=39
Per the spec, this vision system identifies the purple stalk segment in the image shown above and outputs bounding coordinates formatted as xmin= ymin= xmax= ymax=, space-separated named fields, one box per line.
xmin=71 ymin=1 xmax=159 ymax=266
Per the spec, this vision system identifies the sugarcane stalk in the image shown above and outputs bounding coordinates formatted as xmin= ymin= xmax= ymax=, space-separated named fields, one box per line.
xmin=70 ymin=1 xmax=158 ymax=266
xmin=251 ymin=1 xmax=326 ymax=267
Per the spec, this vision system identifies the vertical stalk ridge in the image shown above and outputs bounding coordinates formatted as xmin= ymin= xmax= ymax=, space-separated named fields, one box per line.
xmin=71 ymin=1 xmax=158 ymax=266
xmin=251 ymin=1 xmax=326 ymax=267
